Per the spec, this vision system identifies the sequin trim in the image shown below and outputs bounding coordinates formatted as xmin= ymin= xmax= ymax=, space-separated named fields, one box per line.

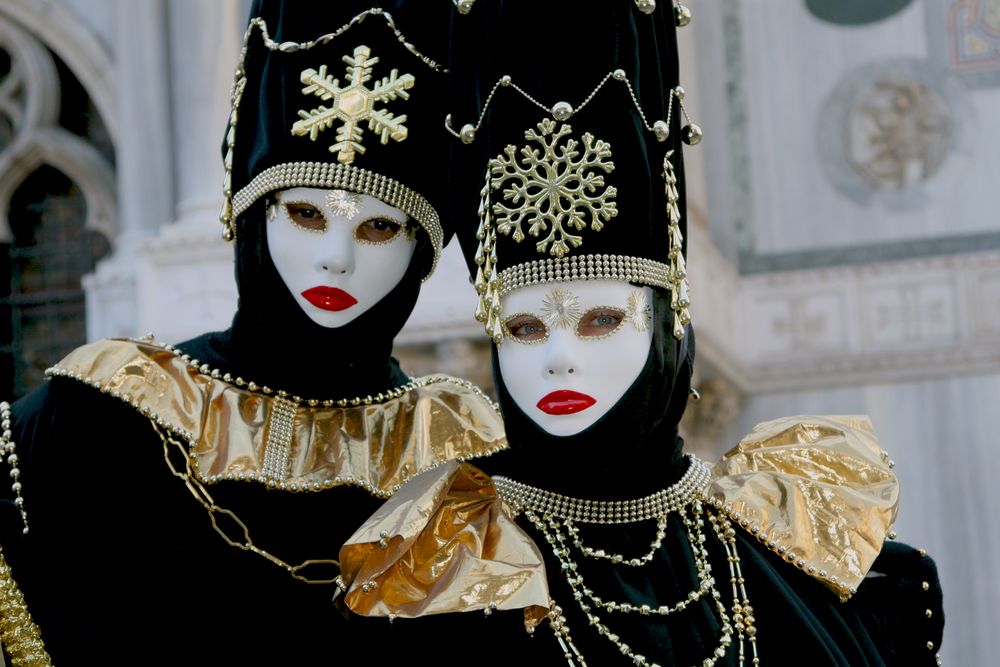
xmin=0 ymin=545 xmax=52 ymax=667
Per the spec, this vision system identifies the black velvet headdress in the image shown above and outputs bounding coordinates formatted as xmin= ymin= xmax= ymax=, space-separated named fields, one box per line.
xmin=448 ymin=1 xmax=700 ymax=341
xmin=221 ymin=0 xmax=450 ymax=276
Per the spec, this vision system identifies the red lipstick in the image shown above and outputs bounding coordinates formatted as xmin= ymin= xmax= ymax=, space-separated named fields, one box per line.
xmin=537 ymin=390 xmax=596 ymax=415
xmin=301 ymin=286 xmax=357 ymax=312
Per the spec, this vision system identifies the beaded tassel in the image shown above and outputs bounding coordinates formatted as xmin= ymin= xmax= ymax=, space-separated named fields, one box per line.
xmin=663 ymin=150 xmax=691 ymax=339
xmin=475 ymin=171 xmax=504 ymax=344
xmin=220 ymin=22 xmax=253 ymax=242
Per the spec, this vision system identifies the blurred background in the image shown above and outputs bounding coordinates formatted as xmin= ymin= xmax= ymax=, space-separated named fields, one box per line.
xmin=0 ymin=0 xmax=996 ymax=663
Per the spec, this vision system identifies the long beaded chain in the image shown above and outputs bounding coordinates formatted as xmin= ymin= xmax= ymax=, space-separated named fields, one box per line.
xmin=710 ymin=512 xmax=760 ymax=666
xmin=495 ymin=455 xmax=759 ymax=667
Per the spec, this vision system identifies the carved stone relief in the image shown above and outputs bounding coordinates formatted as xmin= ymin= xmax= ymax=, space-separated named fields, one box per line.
xmin=817 ymin=58 xmax=970 ymax=208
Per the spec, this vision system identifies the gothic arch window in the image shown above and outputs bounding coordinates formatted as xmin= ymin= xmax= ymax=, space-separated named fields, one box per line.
xmin=1 ymin=166 xmax=110 ymax=396
xmin=0 ymin=18 xmax=116 ymax=398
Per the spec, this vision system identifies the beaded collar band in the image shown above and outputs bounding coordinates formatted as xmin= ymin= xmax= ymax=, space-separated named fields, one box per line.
xmin=493 ymin=454 xmax=711 ymax=524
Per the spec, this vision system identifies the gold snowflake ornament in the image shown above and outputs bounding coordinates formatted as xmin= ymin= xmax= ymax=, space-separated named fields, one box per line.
xmin=291 ymin=45 xmax=415 ymax=164
xmin=541 ymin=287 xmax=583 ymax=329
xmin=489 ymin=119 xmax=618 ymax=258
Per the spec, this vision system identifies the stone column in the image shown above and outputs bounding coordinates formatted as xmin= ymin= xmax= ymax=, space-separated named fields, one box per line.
xmin=115 ymin=0 xmax=173 ymax=242
xmin=84 ymin=0 xmax=175 ymax=339
xmin=131 ymin=0 xmax=245 ymax=343
xmin=167 ymin=0 xmax=243 ymax=227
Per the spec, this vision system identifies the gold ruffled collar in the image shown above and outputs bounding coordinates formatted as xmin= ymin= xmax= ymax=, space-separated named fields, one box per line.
xmin=46 ymin=338 xmax=507 ymax=496
xmin=338 ymin=414 xmax=898 ymax=621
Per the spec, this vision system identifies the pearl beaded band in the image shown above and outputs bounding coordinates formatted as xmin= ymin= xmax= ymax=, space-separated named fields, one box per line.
xmin=496 ymin=254 xmax=672 ymax=297
xmin=493 ymin=454 xmax=711 ymax=524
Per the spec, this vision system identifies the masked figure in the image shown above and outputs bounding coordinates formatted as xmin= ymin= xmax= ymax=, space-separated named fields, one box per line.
xmin=0 ymin=2 xmax=505 ymax=664
xmin=337 ymin=3 xmax=944 ymax=666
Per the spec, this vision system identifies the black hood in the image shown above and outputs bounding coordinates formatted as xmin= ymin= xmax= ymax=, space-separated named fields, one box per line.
xmin=486 ymin=289 xmax=695 ymax=499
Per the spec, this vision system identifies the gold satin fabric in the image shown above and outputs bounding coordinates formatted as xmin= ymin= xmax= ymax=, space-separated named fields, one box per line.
xmin=50 ymin=339 xmax=507 ymax=494
xmin=338 ymin=415 xmax=897 ymax=620
xmin=707 ymin=414 xmax=898 ymax=600
xmin=340 ymin=460 xmax=549 ymax=617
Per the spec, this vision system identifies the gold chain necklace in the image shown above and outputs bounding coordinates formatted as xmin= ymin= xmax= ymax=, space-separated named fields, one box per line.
xmin=153 ymin=421 xmax=341 ymax=586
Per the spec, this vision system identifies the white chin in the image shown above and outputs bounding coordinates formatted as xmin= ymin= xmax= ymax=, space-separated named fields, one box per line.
xmin=531 ymin=409 xmax=600 ymax=437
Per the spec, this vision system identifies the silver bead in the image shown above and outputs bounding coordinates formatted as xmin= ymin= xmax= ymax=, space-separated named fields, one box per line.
xmin=653 ymin=120 xmax=670 ymax=142
xmin=551 ymin=101 xmax=574 ymax=121
xmin=636 ymin=0 xmax=656 ymax=15
xmin=675 ymin=3 xmax=692 ymax=27
xmin=500 ymin=75 xmax=512 ymax=87
xmin=682 ymin=123 xmax=703 ymax=145
xmin=456 ymin=0 xmax=475 ymax=14
xmin=675 ymin=85 xmax=686 ymax=100
xmin=460 ymin=123 xmax=477 ymax=144
xmin=613 ymin=69 xmax=627 ymax=81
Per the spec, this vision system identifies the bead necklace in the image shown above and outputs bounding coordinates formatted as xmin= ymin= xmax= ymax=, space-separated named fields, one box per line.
xmin=0 ymin=402 xmax=28 ymax=534
xmin=494 ymin=456 xmax=760 ymax=667
xmin=493 ymin=454 xmax=712 ymax=524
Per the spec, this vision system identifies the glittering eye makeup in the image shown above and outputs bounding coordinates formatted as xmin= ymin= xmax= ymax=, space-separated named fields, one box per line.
xmin=503 ymin=288 xmax=651 ymax=344
xmin=503 ymin=313 xmax=549 ymax=344
xmin=354 ymin=217 xmax=407 ymax=245
xmin=284 ymin=201 xmax=327 ymax=233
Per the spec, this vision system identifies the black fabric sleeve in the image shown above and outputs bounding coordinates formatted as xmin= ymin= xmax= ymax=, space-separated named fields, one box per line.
xmin=848 ymin=540 xmax=945 ymax=666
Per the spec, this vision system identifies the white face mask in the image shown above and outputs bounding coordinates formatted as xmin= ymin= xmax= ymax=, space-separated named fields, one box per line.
xmin=497 ymin=280 xmax=654 ymax=437
xmin=267 ymin=187 xmax=417 ymax=328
